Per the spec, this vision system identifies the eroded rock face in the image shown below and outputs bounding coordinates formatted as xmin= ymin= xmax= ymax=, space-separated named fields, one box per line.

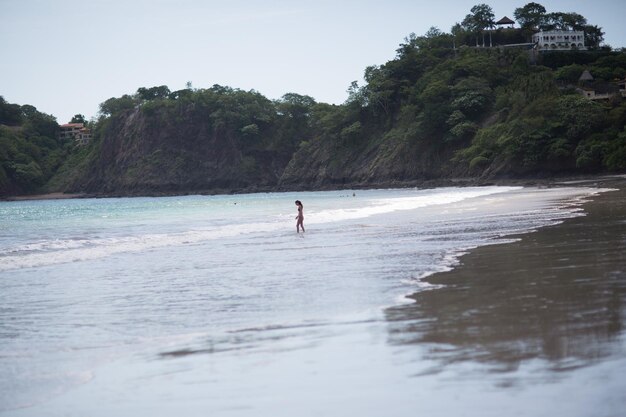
xmin=278 ymin=133 xmax=463 ymax=190
xmin=62 ymin=106 xmax=461 ymax=196
xmin=67 ymin=106 xmax=290 ymax=195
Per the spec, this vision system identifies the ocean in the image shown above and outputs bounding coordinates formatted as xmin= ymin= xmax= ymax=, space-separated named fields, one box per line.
xmin=1 ymin=185 xmax=623 ymax=416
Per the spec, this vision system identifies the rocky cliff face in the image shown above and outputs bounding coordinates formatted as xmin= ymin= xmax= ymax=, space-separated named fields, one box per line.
xmin=67 ymin=106 xmax=290 ymax=195
xmin=64 ymin=106 xmax=468 ymax=196
xmin=278 ymin=134 xmax=464 ymax=189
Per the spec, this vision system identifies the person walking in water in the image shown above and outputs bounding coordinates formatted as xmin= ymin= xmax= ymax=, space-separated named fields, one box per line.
xmin=295 ymin=200 xmax=305 ymax=233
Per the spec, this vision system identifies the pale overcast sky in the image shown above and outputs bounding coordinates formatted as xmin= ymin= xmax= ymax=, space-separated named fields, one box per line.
xmin=1 ymin=0 xmax=624 ymax=124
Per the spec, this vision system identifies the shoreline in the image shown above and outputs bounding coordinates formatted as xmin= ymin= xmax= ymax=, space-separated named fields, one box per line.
xmin=386 ymin=175 xmax=626 ymax=373
xmin=2 ymin=192 xmax=90 ymax=201
xmin=3 ymin=174 xmax=625 ymax=202
xmin=2 ymin=174 xmax=624 ymax=415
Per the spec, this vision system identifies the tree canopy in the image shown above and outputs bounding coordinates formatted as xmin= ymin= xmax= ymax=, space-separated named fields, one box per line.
xmin=0 ymin=99 xmax=68 ymax=195
xmin=514 ymin=2 xmax=546 ymax=30
xmin=462 ymin=3 xmax=495 ymax=47
xmin=70 ymin=114 xmax=86 ymax=124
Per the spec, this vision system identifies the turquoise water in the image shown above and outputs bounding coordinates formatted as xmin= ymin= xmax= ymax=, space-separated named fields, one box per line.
xmin=0 ymin=186 xmax=617 ymax=416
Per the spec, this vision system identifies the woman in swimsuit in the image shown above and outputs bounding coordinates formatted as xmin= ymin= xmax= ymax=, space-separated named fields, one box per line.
xmin=295 ymin=200 xmax=305 ymax=233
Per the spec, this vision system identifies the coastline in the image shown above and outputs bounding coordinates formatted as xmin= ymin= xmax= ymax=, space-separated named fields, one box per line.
xmin=386 ymin=175 xmax=626 ymax=374
xmin=2 ymin=192 xmax=89 ymax=202
xmin=3 ymin=174 xmax=625 ymax=202
xmin=2 ymin=175 xmax=624 ymax=415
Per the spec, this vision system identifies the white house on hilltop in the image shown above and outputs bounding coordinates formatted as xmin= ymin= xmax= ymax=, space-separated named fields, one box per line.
xmin=533 ymin=30 xmax=586 ymax=51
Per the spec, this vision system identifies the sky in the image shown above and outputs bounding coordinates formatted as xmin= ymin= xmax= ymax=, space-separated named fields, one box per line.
xmin=1 ymin=0 xmax=625 ymax=124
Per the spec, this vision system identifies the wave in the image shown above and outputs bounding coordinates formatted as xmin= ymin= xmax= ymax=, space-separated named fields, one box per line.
xmin=0 ymin=186 xmax=596 ymax=272
xmin=308 ymin=186 xmax=520 ymax=223
xmin=0 ymin=222 xmax=281 ymax=272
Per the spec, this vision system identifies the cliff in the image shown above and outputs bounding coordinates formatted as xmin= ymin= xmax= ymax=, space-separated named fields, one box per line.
xmin=278 ymin=130 xmax=462 ymax=189
xmin=54 ymin=87 xmax=303 ymax=195
xmin=278 ymin=46 xmax=626 ymax=188
xmin=17 ymin=46 xmax=626 ymax=198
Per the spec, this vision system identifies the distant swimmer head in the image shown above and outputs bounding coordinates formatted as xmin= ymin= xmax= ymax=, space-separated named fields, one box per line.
xmin=295 ymin=200 xmax=302 ymax=206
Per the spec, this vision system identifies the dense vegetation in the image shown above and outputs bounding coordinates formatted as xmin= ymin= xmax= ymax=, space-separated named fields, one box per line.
xmin=44 ymin=85 xmax=322 ymax=194
xmin=279 ymin=41 xmax=626 ymax=187
xmin=0 ymin=97 xmax=68 ymax=195
xmin=1 ymin=2 xmax=625 ymax=197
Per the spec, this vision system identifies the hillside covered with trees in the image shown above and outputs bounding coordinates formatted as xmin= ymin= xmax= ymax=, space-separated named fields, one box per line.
xmin=2 ymin=2 xmax=626 ymax=197
xmin=0 ymin=97 xmax=69 ymax=195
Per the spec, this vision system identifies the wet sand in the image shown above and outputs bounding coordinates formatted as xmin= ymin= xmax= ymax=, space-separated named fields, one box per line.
xmin=2 ymin=179 xmax=625 ymax=416
xmin=2 ymin=192 xmax=87 ymax=201
xmin=386 ymin=178 xmax=626 ymax=379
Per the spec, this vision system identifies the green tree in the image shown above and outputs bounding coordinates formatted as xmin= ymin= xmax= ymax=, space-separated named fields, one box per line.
xmin=463 ymin=4 xmax=495 ymax=47
xmin=542 ymin=12 xmax=587 ymax=31
xmin=451 ymin=76 xmax=493 ymax=118
xmin=363 ymin=65 xmax=396 ymax=117
xmin=0 ymin=96 xmax=23 ymax=125
xmin=561 ymin=12 xmax=587 ymax=30
xmin=340 ymin=121 xmax=362 ymax=144
xmin=419 ymin=80 xmax=452 ymax=134
xmin=1 ymin=99 xmax=67 ymax=194
xmin=278 ymin=93 xmax=316 ymax=119
xmin=275 ymin=93 xmax=317 ymax=149
xmin=450 ymin=23 xmax=466 ymax=47
xmin=23 ymin=110 xmax=58 ymax=138
xmin=554 ymin=64 xmax=585 ymax=83
xmin=70 ymin=114 xmax=86 ymax=124
xmin=136 ymin=85 xmax=171 ymax=101
xmin=346 ymin=81 xmax=367 ymax=107
xmin=410 ymin=27 xmax=455 ymax=50
xmin=20 ymin=104 xmax=38 ymax=118
xmin=13 ymin=161 xmax=44 ymax=188
xmin=99 ymin=95 xmax=137 ymax=116
xmin=514 ymin=2 xmax=546 ymax=30
xmin=583 ymin=25 xmax=605 ymax=49
xmin=556 ymin=95 xmax=605 ymax=141
xmin=461 ymin=13 xmax=480 ymax=46
xmin=514 ymin=2 xmax=546 ymax=41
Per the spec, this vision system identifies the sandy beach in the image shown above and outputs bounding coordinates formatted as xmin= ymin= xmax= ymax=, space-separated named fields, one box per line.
xmin=2 ymin=192 xmax=87 ymax=201
xmin=2 ymin=179 xmax=625 ymax=416
xmin=386 ymin=176 xmax=626 ymax=379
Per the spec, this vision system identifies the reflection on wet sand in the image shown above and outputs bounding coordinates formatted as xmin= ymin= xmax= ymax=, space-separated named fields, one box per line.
xmin=386 ymin=185 xmax=626 ymax=376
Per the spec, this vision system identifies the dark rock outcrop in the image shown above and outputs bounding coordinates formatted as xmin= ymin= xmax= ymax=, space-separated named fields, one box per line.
xmin=67 ymin=106 xmax=290 ymax=195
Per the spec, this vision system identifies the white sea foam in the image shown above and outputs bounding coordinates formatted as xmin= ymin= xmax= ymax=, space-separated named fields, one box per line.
xmin=309 ymin=186 xmax=520 ymax=223
xmin=0 ymin=222 xmax=282 ymax=271
xmin=0 ymin=186 xmax=520 ymax=271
